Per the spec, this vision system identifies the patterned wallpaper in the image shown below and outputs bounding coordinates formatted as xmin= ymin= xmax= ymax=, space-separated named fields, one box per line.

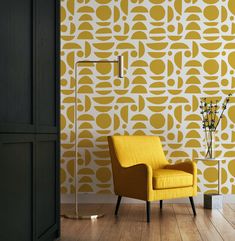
xmin=60 ymin=0 xmax=235 ymax=195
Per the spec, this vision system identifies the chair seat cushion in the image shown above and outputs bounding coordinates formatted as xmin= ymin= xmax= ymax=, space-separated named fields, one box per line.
xmin=152 ymin=169 xmax=193 ymax=189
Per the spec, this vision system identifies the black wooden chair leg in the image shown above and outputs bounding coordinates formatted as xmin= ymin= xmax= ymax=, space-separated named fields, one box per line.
xmin=146 ymin=201 xmax=150 ymax=223
xmin=160 ymin=200 xmax=163 ymax=210
xmin=115 ymin=196 xmax=122 ymax=215
xmin=189 ymin=197 xmax=196 ymax=216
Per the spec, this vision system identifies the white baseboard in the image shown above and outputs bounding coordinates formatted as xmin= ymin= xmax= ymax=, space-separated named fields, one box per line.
xmin=61 ymin=194 xmax=235 ymax=204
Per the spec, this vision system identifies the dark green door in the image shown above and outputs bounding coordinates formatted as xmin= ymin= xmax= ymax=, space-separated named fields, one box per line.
xmin=0 ymin=1 xmax=60 ymax=241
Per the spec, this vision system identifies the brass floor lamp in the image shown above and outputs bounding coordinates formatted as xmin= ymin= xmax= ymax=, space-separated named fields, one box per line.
xmin=64 ymin=56 xmax=124 ymax=219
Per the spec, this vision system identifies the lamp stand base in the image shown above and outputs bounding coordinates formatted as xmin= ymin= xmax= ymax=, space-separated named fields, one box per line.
xmin=63 ymin=211 xmax=104 ymax=220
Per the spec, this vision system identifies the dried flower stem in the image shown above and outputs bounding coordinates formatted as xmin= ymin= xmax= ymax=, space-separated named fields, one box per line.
xmin=200 ymin=93 xmax=232 ymax=158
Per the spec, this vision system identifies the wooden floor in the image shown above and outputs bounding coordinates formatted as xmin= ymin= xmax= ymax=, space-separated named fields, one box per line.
xmin=60 ymin=203 xmax=235 ymax=241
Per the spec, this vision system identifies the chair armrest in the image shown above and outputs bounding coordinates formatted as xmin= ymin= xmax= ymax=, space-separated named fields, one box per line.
xmin=114 ymin=163 xmax=153 ymax=201
xmin=120 ymin=163 xmax=152 ymax=183
xmin=164 ymin=161 xmax=196 ymax=175
xmin=164 ymin=161 xmax=197 ymax=195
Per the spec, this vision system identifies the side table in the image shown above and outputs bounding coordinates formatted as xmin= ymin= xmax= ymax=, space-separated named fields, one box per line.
xmin=194 ymin=158 xmax=223 ymax=209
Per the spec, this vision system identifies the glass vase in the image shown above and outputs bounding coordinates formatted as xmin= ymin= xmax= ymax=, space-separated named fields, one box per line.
xmin=204 ymin=130 xmax=216 ymax=159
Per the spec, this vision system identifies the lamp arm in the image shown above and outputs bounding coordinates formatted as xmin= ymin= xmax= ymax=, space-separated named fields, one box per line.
xmin=74 ymin=55 xmax=124 ymax=78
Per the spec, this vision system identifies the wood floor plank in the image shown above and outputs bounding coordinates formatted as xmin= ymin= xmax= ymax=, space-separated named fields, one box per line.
xmin=75 ymin=204 xmax=113 ymax=241
xmin=140 ymin=203 xmax=161 ymax=241
xmin=60 ymin=204 xmax=101 ymax=241
xmin=218 ymin=204 xmax=235 ymax=229
xmin=227 ymin=203 xmax=235 ymax=211
xmin=98 ymin=204 xmax=131 ymax=241
xmin=173 ymin=204 xmax=203 ymax=241
xmin=160 ymin=204 xmax=182 ymax=241
xmin=204 ymin=207 xmax=235 ymax=241
xmin=60 ymin=203 xmax=235 ymax=241
xmin=60 ymin=204 xmax=87 ymax=241
xmin=119 ymin=204 xmax=144 ymax=241
xmin=60 ymin=218 xmax=84 ymax=241
xmin=187 ymin=205 xmax=223 ymax=241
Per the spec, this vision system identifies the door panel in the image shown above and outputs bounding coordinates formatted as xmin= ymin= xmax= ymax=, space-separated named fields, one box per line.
xmin=36 ymin=135 xmax=58 ymax=238
xmin=36 ymin=0 xmax=56 ymax=132
xmin=0 ymin=135 xmax=34 ymax=241
xmin=0 ymin=1 xmax=34 ymax=132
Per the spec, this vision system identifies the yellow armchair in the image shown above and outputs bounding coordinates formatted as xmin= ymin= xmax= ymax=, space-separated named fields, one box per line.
xmin=108 ymin=135 xmax=197 ymax=222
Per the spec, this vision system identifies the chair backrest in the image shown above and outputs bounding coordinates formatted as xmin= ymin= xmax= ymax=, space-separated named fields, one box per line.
xmin=109 ymin=135 xmax=168 ymax=170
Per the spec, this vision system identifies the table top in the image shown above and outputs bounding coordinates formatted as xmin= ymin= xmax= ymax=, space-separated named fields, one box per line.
xmin=194 ymin=158 xmax=224 ymax=161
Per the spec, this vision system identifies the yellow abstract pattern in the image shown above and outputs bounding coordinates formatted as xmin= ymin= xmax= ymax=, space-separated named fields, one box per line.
xmin=60 ymin=0 xmax=235 ymax=195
